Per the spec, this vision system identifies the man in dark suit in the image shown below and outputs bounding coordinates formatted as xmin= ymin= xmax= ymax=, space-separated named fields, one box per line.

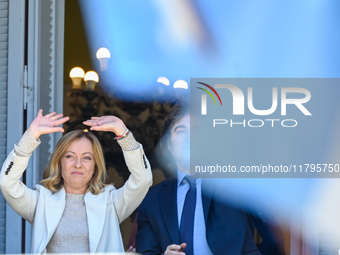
xmin=136 ymin=100 xmax=285 ymax=255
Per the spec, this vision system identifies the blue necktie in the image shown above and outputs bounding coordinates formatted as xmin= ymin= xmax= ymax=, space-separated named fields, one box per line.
xmin=180 ymin=176 xmax=197 ymax=255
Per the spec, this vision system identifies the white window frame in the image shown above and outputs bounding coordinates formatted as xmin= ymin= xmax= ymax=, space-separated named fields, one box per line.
xmin=6 ymin=0 xmax=65 ymax=253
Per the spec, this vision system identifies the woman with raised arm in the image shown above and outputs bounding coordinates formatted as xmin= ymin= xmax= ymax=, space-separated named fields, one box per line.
xmin=0 ymin=109 xmax=152 ymax=254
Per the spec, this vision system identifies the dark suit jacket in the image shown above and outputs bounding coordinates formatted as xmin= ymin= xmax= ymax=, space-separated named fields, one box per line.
xmin=136 ymin=178 xmax=285 ymax=255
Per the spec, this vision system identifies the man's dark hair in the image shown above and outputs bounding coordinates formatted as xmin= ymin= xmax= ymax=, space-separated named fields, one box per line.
xmin=161 ymin=98 xmax=190 ymax=141
xmin=156 ymin=98 xmax=190 ymax=177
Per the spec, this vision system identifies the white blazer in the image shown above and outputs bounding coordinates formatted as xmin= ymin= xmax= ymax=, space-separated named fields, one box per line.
xmin=0 ymin=146 xmax=152 ymax=254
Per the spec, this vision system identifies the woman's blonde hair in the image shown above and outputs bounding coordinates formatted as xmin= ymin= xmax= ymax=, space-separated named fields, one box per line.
xmin=41 ymin=130 xmax=107 ymax=195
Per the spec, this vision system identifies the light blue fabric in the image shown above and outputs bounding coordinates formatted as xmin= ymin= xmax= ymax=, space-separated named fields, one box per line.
xmin=177 ymin=170 xmax=213 ymax=255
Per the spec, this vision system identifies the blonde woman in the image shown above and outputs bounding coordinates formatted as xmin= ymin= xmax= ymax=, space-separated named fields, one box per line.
xmin=0 ymin=109 xmax=152 ymax=254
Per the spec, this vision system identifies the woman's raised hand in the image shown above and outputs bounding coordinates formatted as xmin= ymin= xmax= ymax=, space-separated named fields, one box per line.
xmin=28 ymin=109 xmax=69 ymax=139
xmin=83 ymin=116 xmax=127 ymax=136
